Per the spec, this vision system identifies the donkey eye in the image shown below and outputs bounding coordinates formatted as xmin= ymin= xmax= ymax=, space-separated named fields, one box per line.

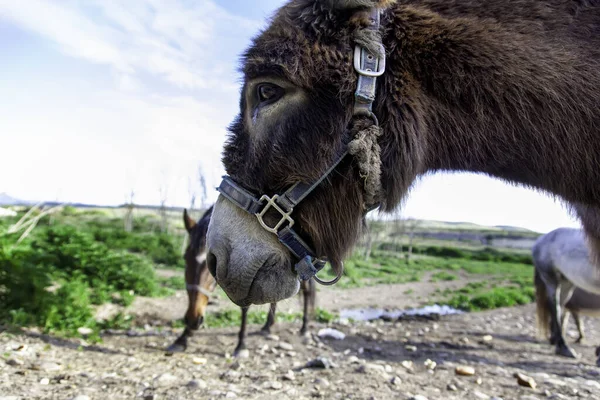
xmin=257 ymin=83 xmax=283 ymax=104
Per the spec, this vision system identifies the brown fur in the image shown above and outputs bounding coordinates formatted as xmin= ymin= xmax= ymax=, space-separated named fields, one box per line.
xmin=223 ymin=0 xmax=600 ymax=269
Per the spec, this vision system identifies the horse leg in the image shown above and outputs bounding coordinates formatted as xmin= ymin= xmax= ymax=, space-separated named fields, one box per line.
xmin=572 ymin=312 xmax=585 ymax=344
xmin=553 ymin=280 xmax=577 ymax=358
xmin=166 ymin=327 xmax=192 ymax=353
xmin=233 ymin=307 xmax=249 ymax=357
xmin=300 ymin=280 xmax=310 ymax=336
xmin=260 ymin=303 xmax=277 ymax=334
xmin=560 ymin=310 xmax=570 ymax=340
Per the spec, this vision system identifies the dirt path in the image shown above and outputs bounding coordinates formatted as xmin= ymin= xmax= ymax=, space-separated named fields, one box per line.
xmin=1 ymin=280 xmax=599 ymax=400
xmin=126 ymin=270 xmax=488 ymax=324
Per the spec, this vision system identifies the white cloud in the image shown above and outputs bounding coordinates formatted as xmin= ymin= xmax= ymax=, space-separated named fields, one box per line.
xmin=0 ymin=0 xmax=259 ymax=90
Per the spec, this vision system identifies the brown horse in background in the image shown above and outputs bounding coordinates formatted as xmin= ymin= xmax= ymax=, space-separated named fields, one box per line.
xmin=206 ymin=0 xmax=600 ymax=308
xmin=166 ymin=207 xmax=315 ymax=356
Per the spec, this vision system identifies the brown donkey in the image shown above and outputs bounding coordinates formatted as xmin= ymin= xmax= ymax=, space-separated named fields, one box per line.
xmin=167 ymin=207 xmax=316 ymax=356
xmin=206 ymin=0 xmax=600 ymax=307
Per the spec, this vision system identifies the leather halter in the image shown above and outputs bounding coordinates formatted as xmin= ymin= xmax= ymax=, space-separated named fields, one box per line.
xmin=217 ymin=8 xmax=385 ymax=286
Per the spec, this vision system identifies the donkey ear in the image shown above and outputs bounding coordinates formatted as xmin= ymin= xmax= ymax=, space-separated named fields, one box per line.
xmin=319 ymin=0 xmax=395 ymax=11
xmin=183 ymin=209 xmax=196 ymax=233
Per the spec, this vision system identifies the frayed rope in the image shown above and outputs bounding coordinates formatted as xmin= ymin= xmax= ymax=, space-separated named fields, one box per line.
xmin=348 ymin=119 xmax=383 ymax=207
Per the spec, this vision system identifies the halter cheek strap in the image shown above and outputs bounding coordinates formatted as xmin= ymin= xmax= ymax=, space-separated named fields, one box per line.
xmin=186 ymin=281 xmax=217 ymax=298
xmin=216 ymin=8 xmax=385 ymax=286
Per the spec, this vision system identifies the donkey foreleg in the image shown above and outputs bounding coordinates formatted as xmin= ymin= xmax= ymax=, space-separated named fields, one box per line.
xmin=260 ymin=303 xmax=277 ymax=334
xmin=572 ymin=312 xmax=585 ymax=344
xmin=233 ymin=307 xmax=249 ymax=357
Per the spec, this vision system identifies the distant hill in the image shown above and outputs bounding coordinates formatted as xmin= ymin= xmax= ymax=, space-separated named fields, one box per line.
xmin=0 ymin=193 xmax=31 ymax=206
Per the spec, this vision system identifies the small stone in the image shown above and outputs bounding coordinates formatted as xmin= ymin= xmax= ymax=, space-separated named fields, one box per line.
xmin=476 ymin=377 xmax=483 ymax=385
xmin=473 ymin=391 xmax=490 ymax=400
xmin=5 ymin=358 xmax=24 ymax=367
xmin=277 ymin=342 xmax=294 ymax=351
xmin=154 ymin=372 xmax=178 ymax=387
xmin=584 ymin=380 xmax=600 ymax=390
xmin=192 ymin=357 xmax=207 ymax=365
xmin=317 ymin=328 xmax=346 ymax=340
xmin=33 ymin=362 xmax=63 ymax=372
xmin=482 ymin=335 xmax=493 ymax=342
xmin=71 ymin=396 xmax=90 ymax=400
xmin=455 ymin=366 xmax=476 ymax=376
xmin=348 ymin=356 xmax=361 ymax=364
xmin=266 ymin=334 xmax=280 ymax=341
xmin=187 ymin=379 xmax=207 ymax=389
xmin=77 ymin=327 xmax=93 ymax=336
xmin=519 ymin=396 xmax=539 ymax=400
xmin=303 ymin=357 xmax=336 ymax=369
xmin=410 ymin=396 xmax=428 ymax=400
xmin=424 ymin=359 xmax=436 ymax=370
xmin=225 ymin=392 xmax=237 ymax=398
xmin=282 ymin=370 xmax=295 ymax=381
xmin=514 ymin=372 xmax=537 ymax=389
xmin=490 ymin=397 xmax=504 ymax=400
xmin=262 ymin=381 xmax=283 ymax=390
xmin=314 ymin=378 xmax=330 ymax=388
xmin=40 ymin=378 xmax=50 ymax=385
xmin=390 ymin=376 xmax=402 ymax=386
xmin=401 ymin=360 xmax=413 ymax=370
xmin=405 ymin=345 xmax=417 ymax=352
xmin=447 ymin=384 xmax=458 ymax=391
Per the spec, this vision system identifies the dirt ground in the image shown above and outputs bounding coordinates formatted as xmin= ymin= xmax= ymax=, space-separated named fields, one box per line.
xmin=1 ymin=280 xmax=599 ymax=400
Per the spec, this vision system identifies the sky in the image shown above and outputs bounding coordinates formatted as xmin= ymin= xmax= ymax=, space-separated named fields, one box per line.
xmin=0 ymin=0 xmax=580 ymax=233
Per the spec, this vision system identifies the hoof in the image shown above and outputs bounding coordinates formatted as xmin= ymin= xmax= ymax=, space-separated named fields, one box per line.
xmin=165 ymin=342 xmax=186 ymax=354
xmin=259 ymin=328 xmax=271 ymax=336
xmin=233 ymin=348 xmax=250 ymax=358
xmin=556 ymin=345 xmax=577 ymax=359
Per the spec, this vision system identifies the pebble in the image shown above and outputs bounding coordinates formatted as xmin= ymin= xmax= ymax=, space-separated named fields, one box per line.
xmin=514 ymin=372 xmax=536 ymax=389
xmin=390 ymin=376 xmax=402 ymax=386
xmin=473 ymin=391 xmax=490 ymax=399
xmin=405 ymin=345 xmax=417 ymax=352
xmin=40 ymin=378 xmax=50 ymax=385
xmin=401 ymin=360 xmax=413 ymax=370
xmin=33 ymin=362 xmax=63 ymax=372
xmin=187 ymin=379 xmax=207 ymax=389
xmin=235 ymin=349 xmax=249 ymax=358
xmin=225 ymin=392 xmax=237 ymax=398
xmin=192 ymin=357 xmax=207 ymax=365
xmin=266 ymin=334 xmax=280 ymax=341
xmin=154 ymin=372 xmax=178 ymax=387
xmin=262 ymin=381 xmax=283 ymax=390
xmin=424 ymin=359 xmax=436 ymax=370
xmin=302 ymin=357 xmax=336 ymax=369
xmin=277 ymin=342 xmax=294 ymax=351
xmin=455 ymin=366 xmax=476 ymax=376
xmin=5 ymin=359 xmax=24 ymax=367
xmin=71 ymin=396 xmax=90 ymax=400
xmin=519 ymin=396 xmax=539 ymax=400
xmin=314 ymin=378 xmax=330 ymax=388
xmin=282 ymin=370 xmax=295 ymax=381
xmin=482 ymin=335 xmax=493 ymax=342
xmin=410 ymin=396 xmax=428 ymax=400
xmin=77 ymin=327 xmax=94 ymax=336
xmin=447 ymin=384 xmax=458 ymax=391
xmin=317 ymin=328 xmax=346 ymax=340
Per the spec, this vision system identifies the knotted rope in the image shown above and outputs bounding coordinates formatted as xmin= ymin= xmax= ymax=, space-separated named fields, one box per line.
xmin=348 ymin=118 xmax=383 ymax=208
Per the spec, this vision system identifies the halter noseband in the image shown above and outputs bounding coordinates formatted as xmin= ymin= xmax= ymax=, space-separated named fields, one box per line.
xmin=217 ymin=8 xmax=385 ymax=286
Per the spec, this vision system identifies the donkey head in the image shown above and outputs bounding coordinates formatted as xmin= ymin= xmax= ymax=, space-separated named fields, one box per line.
xmin=207 ymin=0 xmax=396 ymax=306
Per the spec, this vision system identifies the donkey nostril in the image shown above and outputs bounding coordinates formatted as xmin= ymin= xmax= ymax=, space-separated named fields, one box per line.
xmin=207 ymin=251 xmax=217 ymax=278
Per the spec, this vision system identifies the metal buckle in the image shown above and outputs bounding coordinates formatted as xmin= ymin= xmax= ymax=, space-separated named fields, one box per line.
xmin=256 ymin=194 xmax=295 ymax=234
xmin=353 ymin=44 xmax=386 ymax=77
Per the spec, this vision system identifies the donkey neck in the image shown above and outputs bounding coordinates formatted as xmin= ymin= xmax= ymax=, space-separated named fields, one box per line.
xmin=377 ymin=2 xmax=600 ymax=210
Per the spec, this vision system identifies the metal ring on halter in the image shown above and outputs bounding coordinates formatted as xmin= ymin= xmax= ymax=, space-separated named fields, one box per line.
xmin=353 ymin=109 xmax=379 ymax=126
xmin=313 ymin=261 xmax=344 ymax=286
